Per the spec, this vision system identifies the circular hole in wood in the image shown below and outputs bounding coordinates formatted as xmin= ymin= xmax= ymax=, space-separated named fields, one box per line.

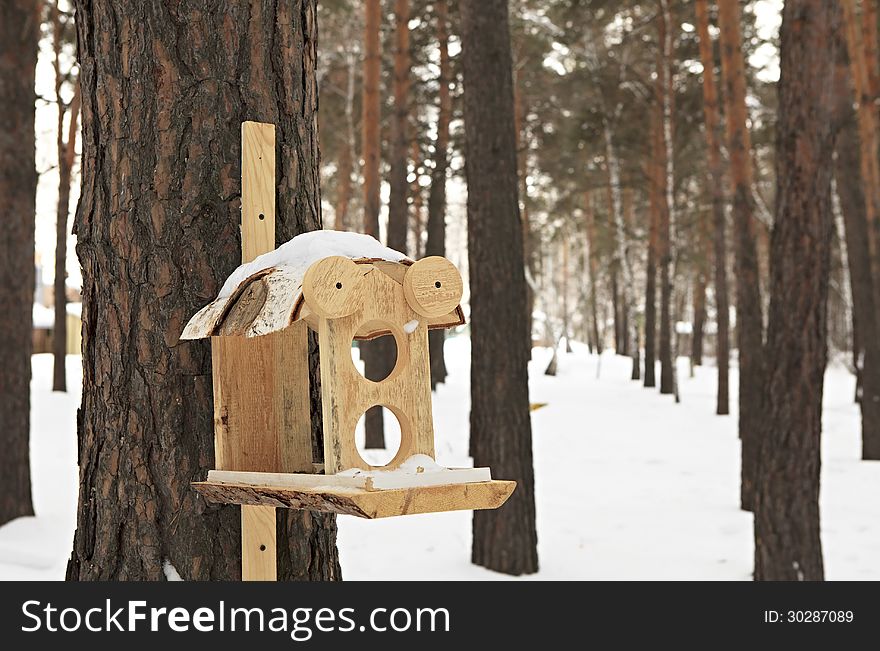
xmin=355 ymin=406 xmax=403 ymax=467
xmin=350 ymin=332 xmax=398 ymax=383
xmin=258 ymin=213 xmax=265 ymax=220
xmin=336 ymin=282 xmax=343 ymax=289
xmin=435 ymin=281 xmax=441 ymax=288
xmin=259 ymin=544 xmax=266 ymax=552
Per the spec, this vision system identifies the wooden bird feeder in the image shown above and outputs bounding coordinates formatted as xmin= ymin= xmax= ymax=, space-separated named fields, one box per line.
xmin=181 ymin=122 xmax=514 ymax=579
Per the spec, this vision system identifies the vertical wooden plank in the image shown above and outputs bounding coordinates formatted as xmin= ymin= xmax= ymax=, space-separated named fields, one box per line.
xmin=241 ymin=121 xmax=276 ymax=263
xmin=241 ymin=504 xmax=277 ymax=581
xmin=208 ymin=121 xmax=312 ymax=580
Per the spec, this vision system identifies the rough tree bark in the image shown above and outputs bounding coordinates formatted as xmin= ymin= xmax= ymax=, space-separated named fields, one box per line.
xmin=718 ymin=0 xmax=764 ymax=510
xmin=754 ymin=0 xmax=838 ymax=581
xmin=0 ymin=0 xmax=39 ymax=527
xmin=695 ymin=0 xmax=730 ymax=415
xmin=658 ymin=0 xmax=675 ymax=396
xmin=360 ymin=0 xmax=390 ymax=449
xmin=67 ymin=0 xmax=340 ymax=581
xmin=842 ymin=0 xmax=880 ymax=459
xmin=460 ymin=0 xmax=539 ymax=575
xmin=426 ymin=0 xmax=452 ymax=389
xmin=52 ymin=0 xmax=82 ymax=392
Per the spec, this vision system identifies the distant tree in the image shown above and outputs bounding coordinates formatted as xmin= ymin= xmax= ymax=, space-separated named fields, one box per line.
xmin=840 ymin=0 xmax=880 ymax=460
xmin=718 ymin=0 xmax=764 ymax=510
xmin=0 ymin=0 xmax=39 ymax=527
xmin=754 ymin=0 xmax=839 ymax=581
xmin=50 ymin=0 xmax=81 ymax=393
xmin=657 ymin=0 xmax=676 ymax=396
xmin=67 ymin=0 xmax=340 ymax=580
xmin=360 ymin=0 xmax=392 ymax=450
xmin=694 ymin=0 xmax=730 ymax=416
xmin=426 ymin=0 xmax=452 ymax=389
xmin=460 ymin=0 xmax=538 ymax=575
xmin=387 ymin=0 xmax=411 ymax=253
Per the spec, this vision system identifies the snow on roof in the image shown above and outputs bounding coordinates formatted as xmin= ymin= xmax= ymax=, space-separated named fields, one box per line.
xmin=181 ymin=230 xmax=464 ymax=341
xmin=218 ymin=230 xmax=408 ymax=298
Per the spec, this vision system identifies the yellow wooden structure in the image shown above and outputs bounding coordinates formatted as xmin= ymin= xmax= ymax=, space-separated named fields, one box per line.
xmin=180 ymin=122 xmax=514 ymax=580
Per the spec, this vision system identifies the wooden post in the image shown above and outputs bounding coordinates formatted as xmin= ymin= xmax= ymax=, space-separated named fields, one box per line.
xmin=209 ymin=121 xmax=312 ymax=581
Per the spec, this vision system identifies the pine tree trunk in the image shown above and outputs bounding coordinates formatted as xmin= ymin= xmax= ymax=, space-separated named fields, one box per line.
xmin=644 ymin=107 xmax=662 ymax=389
xmin=695 ymin=0 xmax=730 ymax=415
xmin=754 ymin=0 xmax=838 ymax=581
xmin=387 ymin=0 xmax=410 ymax=253
xmin=460 ymin=0 xmax=538 ymax=576
xmin=515 ymin=66 xmax=535 ymax=361
xmin=67 ymin=0 xmax=340 ymax=581
xmin=360 ymin=0 xmax=387 ymax=449
xmin=834 ymin=52 xmax=880 ymax=458
xmin=53 ymin=66 xmax=82 ymax=394
xmin=333 ymin=51 xmax=357 ymax=231
xmin=692 ymin=269 xmax=706 ymax=366
xmin=842 ymin=0 xmax=880 ymax=460
xmin=718 ymin=0 xmax=764 ymax=510
xmin=426 ymin=0 xmax=451 ymax=390
xmin=658 ymin=0 xmax=675 ymax=395
xmin=585 ymin=193 xmax=603 ymax=355
xmin=0 ymin=0 xmax=38 ymax=527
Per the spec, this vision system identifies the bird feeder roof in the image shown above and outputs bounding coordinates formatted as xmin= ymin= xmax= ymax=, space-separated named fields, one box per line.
xmin=180 ymin=231 xmax=465 ymax=341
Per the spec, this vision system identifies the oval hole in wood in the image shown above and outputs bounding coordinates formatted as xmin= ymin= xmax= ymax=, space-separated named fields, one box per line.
xmin=350 ymin=332 xmax=399 ymax=383
xmin=354 ymin=406 xmax=403 ymax=467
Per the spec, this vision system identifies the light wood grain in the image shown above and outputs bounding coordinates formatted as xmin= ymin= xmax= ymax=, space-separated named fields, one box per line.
xmin=195 ymin=479 xmax=517 ymax=519
xmin=317 ymin=266 xmax=436 ymax=474
xmin=208 ymin=466 xmax=493 ymax=491
xmin=403 ymin=256 xmax=463 ymax=318
xmin=241 ymin=122 xmax=275 ymax=264
xmin=302 ymin=256 xmax=367 ymax=318
xmin=241 ymin=505 xmax=277 ymax=581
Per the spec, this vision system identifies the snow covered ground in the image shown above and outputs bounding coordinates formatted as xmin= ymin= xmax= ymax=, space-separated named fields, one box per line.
xmin=3 ymin=339 xmax=879 ymax=580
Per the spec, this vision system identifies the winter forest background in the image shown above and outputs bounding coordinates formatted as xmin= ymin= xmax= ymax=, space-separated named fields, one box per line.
xmin=2 ymin=0 xmax=879 ymax=581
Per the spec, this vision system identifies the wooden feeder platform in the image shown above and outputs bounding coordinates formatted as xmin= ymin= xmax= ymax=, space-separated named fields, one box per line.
xmin=193 ymin=471 xmax=515 ymax=519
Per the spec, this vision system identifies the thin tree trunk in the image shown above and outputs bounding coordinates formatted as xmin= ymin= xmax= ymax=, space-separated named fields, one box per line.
xmin=515 ymin=65 xmax=535 ymax=360
xmin=604 ymin=122 xmax=638 ymax=377
xmin=67 ymin=0 xmax=340 ymax=580
xmin=334 ymin=52 xmax=357 ymax=231
xmin=0 ymin=0 xmax=38 ymax=526
xmin=410 ymin=139 xmax=424 ymax=257
xmin=610 ymin=267 xmax=621 ymax=355
xmin=842 ymin=0 xmax=880 ymax=459
xmin=692 ymin=266 xmax=707 ymax=366
xmin=718 ymin=0 xmax=765 ymax=510
xmin=387 ymin=0 xmax=410 ymax=253
xmin=360 ymin=0 xmax=387 ymax=448
xmin=754 ymin=0 xmax=838 ymax=581
xmin=834 ymin=48 xmax=880 ymax=457
xmin=644 ymin=105 xmax=662 ymax=389
xmin=585 ymin=193 xmax=603 ymax=355
xmin=658 ymin=0 xmax=675 ymax=396
xmin=52 ymin=0 xmax=83 ymax=393
xmin=460 ymin=0 xmax=539 ymax=576
xmin=52 ymin=86 xmax=81 ymax=393
xmin=695 ymin=0 xmax=730 ymax=415
xmin=426 ymin=0 xmax=451 ymax=390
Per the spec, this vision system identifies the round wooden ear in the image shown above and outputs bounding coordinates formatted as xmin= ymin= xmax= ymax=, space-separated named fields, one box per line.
xmin=302 ymin=256 xmax=365 ymax=318
xmin=403 ymin=256 xmax=463 ymax=318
